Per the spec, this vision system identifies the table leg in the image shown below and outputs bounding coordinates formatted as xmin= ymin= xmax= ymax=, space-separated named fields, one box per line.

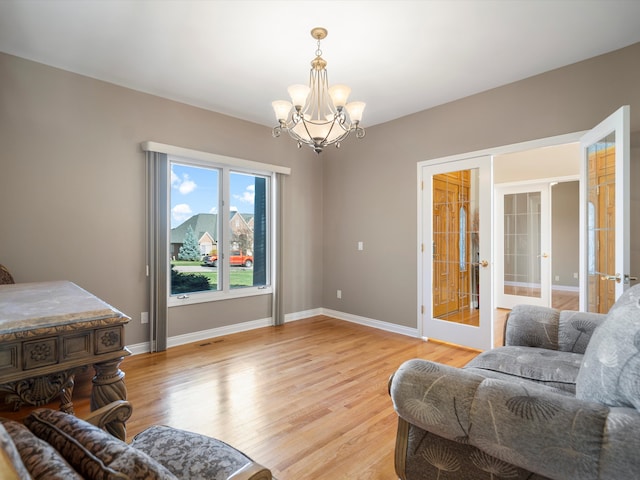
xmin=0 ymin=368 xmax=81 ymax=412
xmin=59 ymin=371 xmax=77 ymax=414
xmin=91 ymin=357 xmax=127 ymax=440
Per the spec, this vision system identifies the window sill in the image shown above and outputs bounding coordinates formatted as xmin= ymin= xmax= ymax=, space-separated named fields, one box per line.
xmin=168 ymin=286 xmax=272 ymax=308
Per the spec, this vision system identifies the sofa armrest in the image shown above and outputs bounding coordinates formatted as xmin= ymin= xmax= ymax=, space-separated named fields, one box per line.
xmin=470 ymin=379 xmax=637 ymax=480
xmin=505 ymin=305 xmax=607 ymax=353
xmin=389 ymin=359 xmax=485 ymax=442
xmin=504 ymin=305 xmax=561 ymax=349
xmin=82 ymin=400 xmax=132 ymax=441
xmin=228 ymin=461 xmax=272 ymax=480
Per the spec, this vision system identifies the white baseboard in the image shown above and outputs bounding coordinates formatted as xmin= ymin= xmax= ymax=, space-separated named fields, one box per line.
xmin=127 ymin=317 xmax=273 ymax=355
xmin=127 ymin=308 xmax=419 ymax=355
xmin=552 ymin=285 xmax=580 ymax=292
xmin=320 ymin=308 xmax=419 ymax=337
xmin=284 ymin=308 xmax=324 ymax=322
xmin=285 ymin=307 xmax=419 ymax=337
xmin=505 ymin=280 xmax=579 ymax=293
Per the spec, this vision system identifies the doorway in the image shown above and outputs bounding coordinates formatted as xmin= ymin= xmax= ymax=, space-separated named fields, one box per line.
xmin=419 ymin=133 xmax=583 ymax=350
xmin=419 ymin=107 xmax=631 ymax=350
xmin=494 ymin=180 xmax=581 ymax=311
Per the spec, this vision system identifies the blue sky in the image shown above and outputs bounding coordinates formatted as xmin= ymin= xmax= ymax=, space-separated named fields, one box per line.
xmin=170 ymin=163 xmax=256 ymax=228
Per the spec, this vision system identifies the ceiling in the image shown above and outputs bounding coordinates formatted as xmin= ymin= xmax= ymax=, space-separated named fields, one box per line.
xmin=2 ymin=1 xmax=640 ymax=128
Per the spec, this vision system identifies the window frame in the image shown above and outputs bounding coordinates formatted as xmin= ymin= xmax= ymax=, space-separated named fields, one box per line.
xmin=167 ymin=154 xmax=274 ymax=307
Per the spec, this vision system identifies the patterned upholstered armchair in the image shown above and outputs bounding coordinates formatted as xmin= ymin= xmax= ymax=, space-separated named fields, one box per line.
xmin=0 ymin=264 xmax=14 ymax=285
xmin=389 ymin=284 xmax=640 ymax=480
xmin=0 ymin=401 xmax=272 ymax=479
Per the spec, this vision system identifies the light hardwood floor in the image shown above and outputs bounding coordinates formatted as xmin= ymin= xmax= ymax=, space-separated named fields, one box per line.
xmin=1 ymin=315 xmax=479 ymax=480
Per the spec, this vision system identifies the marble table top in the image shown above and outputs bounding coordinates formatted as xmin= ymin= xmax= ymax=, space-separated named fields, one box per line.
xmin=0 ymin=280 xmax=128 ymax=335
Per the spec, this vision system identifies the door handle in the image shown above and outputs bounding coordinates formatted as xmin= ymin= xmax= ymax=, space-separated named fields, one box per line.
xmin=479 ymin=260 xmax=489 ymax=268
xmin=625 ymin=274 xmax=638 ymax=284
xmin=601 ymin=274 xmax=621 ymax=283
xmin=537 ymin=253 xmax=549 ymax=258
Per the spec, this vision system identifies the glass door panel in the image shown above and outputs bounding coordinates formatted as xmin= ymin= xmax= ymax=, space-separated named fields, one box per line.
xmin=586 ymin=133 xmax=616 ymax=312
xmin=495 ymin=184 xmax=550 ymax=309
xmin=422 ymin=156 xmax=493 ymax=351
xmin=581 ymin=106 xmax=630 ymax=312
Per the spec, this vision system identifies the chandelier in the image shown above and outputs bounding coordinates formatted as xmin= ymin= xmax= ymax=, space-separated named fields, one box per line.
xmin=271 ymin=27 xmax=366 ymax=154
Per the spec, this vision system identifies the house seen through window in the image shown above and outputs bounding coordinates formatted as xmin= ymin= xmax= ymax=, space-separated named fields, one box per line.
xmin=170 ymin=160 xmax=270 ymax=298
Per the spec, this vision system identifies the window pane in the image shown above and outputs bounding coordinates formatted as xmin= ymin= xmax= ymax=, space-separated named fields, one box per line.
xmin=230 ymin=172 xmax=269 ymax=289
xmin=170 ymin=162 xmax=220 ymax=295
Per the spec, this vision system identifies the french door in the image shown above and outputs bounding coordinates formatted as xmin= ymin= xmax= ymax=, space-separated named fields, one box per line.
xmin=495 ymin=183 xmax=551 ymax=309
xmin=580 ymin=106 xmax=631 ymax=311
xmin=421 ymin=156 xmax=493 ymax=351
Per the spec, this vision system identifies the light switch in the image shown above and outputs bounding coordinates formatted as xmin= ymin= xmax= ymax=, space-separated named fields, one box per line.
xmin=357 ymin=241 xmax=364 ymax=251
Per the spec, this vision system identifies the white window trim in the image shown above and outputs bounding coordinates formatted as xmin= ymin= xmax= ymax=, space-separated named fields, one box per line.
xmin=143 ymin=142 xmax=290 ymax=308
xmin=168 ymin=158 xmax=273 ymax=307
xmin=142 ymin=141 xmax=291 ymax=175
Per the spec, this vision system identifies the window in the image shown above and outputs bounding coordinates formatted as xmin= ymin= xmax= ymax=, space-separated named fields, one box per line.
xmin=144 ymin=142 xmax=290 ymax=351
xmin=168 ymin=158 xmax=272 ymax=305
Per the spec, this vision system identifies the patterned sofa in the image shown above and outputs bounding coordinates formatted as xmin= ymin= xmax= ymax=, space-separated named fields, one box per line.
xmin=0 ymin=401 xmax=271 ymax=479
xmin=389 ymin=283 xmax=640 ymax=480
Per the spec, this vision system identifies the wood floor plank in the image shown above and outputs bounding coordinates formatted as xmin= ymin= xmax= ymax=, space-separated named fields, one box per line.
xmin=0 ymin=315 xmax=479 ymax=480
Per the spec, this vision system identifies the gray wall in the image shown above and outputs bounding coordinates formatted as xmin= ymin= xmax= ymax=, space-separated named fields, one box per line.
xmin=552 ymin=181 xmax=579 ymax=288
xmin=2 ymin=42 xmax=640 ymax=343
xmin=0 ymin=52 xmax=323 ymax=345
xmin=322 ymin=42 xmax=640 ymax=328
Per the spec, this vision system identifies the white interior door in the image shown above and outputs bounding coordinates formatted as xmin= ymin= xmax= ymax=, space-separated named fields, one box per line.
xmin=495 ymin=183 xmax=551 ymax=309
xmin=421 ymin=155 xmax=493 ymax=351
xmin=580 ymin=106 xmax=631 ymax=312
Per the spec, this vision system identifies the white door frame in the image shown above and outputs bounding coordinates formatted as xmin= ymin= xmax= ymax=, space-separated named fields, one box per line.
xmin=420 ymin=155 xmax=493 ymax=351
xmin=579 ymin=106 xmax=631 ymax=310
xmin=417 ymin=132 xmax=585 ymax=347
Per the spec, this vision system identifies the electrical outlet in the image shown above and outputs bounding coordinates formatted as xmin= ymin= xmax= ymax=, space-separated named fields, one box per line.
xmin=337 ymin=290 xmax=342 ymax=299
xmin=555 ymin=275 xmax=560 ymax=282
xmin=141 ymin=311 xmax=149 ymax=324
xmin=357 ymin=241 xmax=364 ymax=251
xmin=573 ymin=272 xmax=578 ymax=279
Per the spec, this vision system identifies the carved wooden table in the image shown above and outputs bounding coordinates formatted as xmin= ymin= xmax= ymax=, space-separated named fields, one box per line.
xmin=0 ymin=281 xmax=131 ymax=439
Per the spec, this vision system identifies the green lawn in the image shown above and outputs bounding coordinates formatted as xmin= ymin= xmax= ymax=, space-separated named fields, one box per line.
xmin=170 ymin=260 xmax=255 ymax=290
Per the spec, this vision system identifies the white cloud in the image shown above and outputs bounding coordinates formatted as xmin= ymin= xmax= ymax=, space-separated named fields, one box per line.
xmin=172 ymin=203 xmax=193 ymax=223
xmin=171 ymin=168 xmax=197 ymax=195
xmin=233 ymin=184 xmax=255 ymax=205
xmin=179 ymin=177 xmax=196 ymax=195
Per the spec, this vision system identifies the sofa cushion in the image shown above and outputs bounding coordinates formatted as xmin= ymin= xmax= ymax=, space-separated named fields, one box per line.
xmin=505 ymin=305 xmax=560 ymax=349
xmin=0 ymin=418 xmax=82 ymax=480
xmin=24 ymin=408 xmax=178 ymax=480
xmin=576 ymin=284 xmax=640 ymax=409
xmin=557 ymin=310 xmax=605 ymax=353
xmin=464 ymin=346 xmax=583 ymax=393
xmin=131 ymin=425 xmax=262 ymax=480
xmin=0 ymin=423 xmax=27 ymax=480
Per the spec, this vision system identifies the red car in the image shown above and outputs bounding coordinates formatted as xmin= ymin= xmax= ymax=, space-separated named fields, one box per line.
xmin=202 ymin=250 xmax=253 ymax=267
